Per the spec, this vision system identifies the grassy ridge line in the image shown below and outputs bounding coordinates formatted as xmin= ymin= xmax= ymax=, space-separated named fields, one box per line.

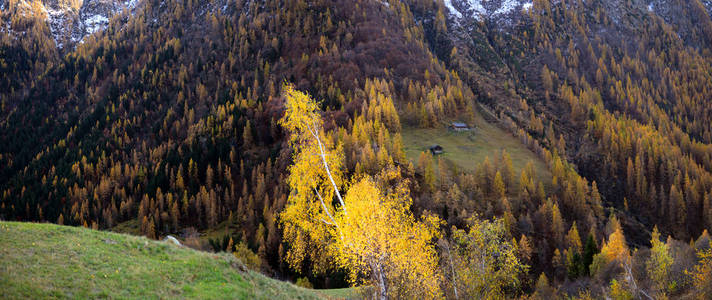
xmin=0 ymin=221 xmax=352 ymax=299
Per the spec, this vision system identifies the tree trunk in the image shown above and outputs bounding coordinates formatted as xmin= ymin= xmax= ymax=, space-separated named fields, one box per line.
xmin=372 ymin=262 xmax=388 ymax=300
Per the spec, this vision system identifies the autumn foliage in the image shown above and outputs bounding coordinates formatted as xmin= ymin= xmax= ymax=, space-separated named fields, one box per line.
xmin=279 ymin=85 xmax=442 ymax=299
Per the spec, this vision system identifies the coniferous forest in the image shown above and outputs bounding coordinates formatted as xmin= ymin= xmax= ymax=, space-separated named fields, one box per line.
xmin=1 ymin=0 xmax=712 ymax=298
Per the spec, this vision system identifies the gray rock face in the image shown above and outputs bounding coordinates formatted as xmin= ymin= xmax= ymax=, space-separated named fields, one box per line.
xmin=70 ymin=0 xmax=136 ymax=44
xmin=444 ymin=0 xmax=712 ymax=29
xmin=444 ymin=0 xmax=712 ymax=50
xmin=445 ymin=0 xmax=532 ymax=26
xmin=2 ymin=0 xmax=137 ymax=49
xmin=163 ymin=235 xmax=182 ymax=246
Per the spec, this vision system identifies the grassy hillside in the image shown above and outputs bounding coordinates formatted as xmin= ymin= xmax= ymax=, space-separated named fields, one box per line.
xmin=0 ymin=221 xmax=356 ymax=299
xmin=402 ymin=111 xmax=551 ymax=184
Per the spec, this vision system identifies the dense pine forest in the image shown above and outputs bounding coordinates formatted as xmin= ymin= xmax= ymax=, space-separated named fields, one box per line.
xmin=1 ymin=0 xmax=712 ymax=298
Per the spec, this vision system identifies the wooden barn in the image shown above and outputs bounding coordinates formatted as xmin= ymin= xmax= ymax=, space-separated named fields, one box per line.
xmin=450 ymin=122 xmax=470 ymax=131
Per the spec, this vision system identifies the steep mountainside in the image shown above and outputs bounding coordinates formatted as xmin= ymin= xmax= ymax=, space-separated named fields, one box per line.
xmin=2 ymin=0 xmax=712 ymax=297
xmin=1 ymin=0 xmax=474 ymax=288
xmin=437 ymin=0 xmax=712 ymax=244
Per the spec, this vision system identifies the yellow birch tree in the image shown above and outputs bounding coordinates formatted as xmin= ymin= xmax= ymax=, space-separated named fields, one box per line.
xmin=279 ymin=84 xmax=443 ymax=299
xmin=447 ymin=217 xmax=527 ymax=299
xmin=686 ymin=241 xmax=712 ymax=298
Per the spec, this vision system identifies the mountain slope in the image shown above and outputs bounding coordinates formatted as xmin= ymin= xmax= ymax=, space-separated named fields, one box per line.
xmin=434 ymin=0 xmax=712 ymax=243
xmin=3 ymin=0 xmax=712 ymax=296
xmin=0 ymin=221 xmax=355 ymax=299
xmin=0 ymin=0 xmax=475 ymax=285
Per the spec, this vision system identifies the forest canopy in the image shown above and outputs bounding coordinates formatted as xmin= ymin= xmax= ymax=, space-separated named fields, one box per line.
xmin=1 ymin=0 xmax=712 ymax=298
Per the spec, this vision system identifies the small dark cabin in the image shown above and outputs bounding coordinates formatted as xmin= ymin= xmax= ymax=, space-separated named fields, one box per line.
xmin=429 ymin=145 xmax=444 ymax=155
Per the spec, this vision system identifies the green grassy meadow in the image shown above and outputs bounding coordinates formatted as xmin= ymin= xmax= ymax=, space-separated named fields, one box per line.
xmin=401 ymin=112 xmax=551 ymax=184
xmin=0 ymin=221 xmax=357 ymax=299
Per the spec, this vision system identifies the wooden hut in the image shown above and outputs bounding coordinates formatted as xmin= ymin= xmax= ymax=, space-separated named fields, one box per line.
xmin=450 ymin=122 xmax=470 ymax=131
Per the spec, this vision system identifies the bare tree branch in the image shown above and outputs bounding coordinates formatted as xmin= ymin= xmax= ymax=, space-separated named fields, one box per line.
xmin=443 ymin=241 xmax=459 ymax=299
xmin=622 ymin=255 xmax=654 ymax=300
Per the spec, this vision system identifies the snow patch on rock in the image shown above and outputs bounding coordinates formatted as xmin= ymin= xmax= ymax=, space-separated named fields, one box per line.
xmin=468 ymin=0 xmax=486 ymax=16
xmin=494 ymin=0 xmax=520 ymax=15
xmin=445 ymin=0 xmax=532 ymax=23
xmin=37 ymin=1 xmax=75 ymax=49
xmin=444 ymin=0 xmax=462 ymax=18
xmin=13 ymin=0 xmax=142 ymax=49
xmin=522 ymin=2 xmax=532 ymax=11
xmin=84 ymin=14 xmax=110 ymax=34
